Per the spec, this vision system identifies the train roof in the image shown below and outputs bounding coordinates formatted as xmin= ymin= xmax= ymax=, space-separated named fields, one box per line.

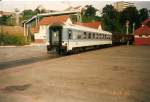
xmin=63 ymin=24 xmax=112 ymax=35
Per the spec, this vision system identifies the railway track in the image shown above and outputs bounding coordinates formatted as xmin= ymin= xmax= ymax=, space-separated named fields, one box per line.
xmin=0 ymin=54 xmax=60 ymax=70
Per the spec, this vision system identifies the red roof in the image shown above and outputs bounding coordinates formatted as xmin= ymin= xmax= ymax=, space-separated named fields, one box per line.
xmin=76 ymin=21 xmax=101 ymax=29
xmin=39 ymin=15 xmax=69 ymax=25
xmin=142 ymin=17 xmax=150 ymax=25
xmin=135 ymin=25 xmax=150 ymax=35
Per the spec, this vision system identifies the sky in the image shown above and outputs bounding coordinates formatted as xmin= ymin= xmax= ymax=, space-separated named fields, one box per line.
xmin=0 ymin=0 xmax=150 ymax=12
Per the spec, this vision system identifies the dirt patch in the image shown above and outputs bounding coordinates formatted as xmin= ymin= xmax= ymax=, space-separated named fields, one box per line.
xmin=0 ymin=84 xmax=31 ymax=93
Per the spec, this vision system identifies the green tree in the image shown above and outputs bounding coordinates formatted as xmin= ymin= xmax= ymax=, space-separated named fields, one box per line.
xmin=102 ymin=5 xmax=121 ymax=33
xmin=0 ymin=15 xmax=7 ymax=25
xmin=0 ymin=15 xmax=13 ymax=25
xmin=139 ymin=8 xmax=149 ymax=23
xmin=34 ymin=8 xmax=46 ymax=14
xmin=81 ymin=5 xmax=100 ymax=22
xmin=21 ymin=9 xmax=35 ymax=21
xmin=84 ymin=5 xmax=97 ymax=17
xmin=120 ymin=7 xmax=139 ymax=33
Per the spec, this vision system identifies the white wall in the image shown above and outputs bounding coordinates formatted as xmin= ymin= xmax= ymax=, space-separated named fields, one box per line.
xmin=34 ymin=25 xmax=49 ymax=44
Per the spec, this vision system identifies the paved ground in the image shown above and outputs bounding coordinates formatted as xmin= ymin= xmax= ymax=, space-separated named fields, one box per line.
xmin=0 ymin=45 xmax=51 ymax=69
xmin=0 ymin=45 xmax=47 ymax=63
xmin=0 ymin=45 xmax=150 ymax=102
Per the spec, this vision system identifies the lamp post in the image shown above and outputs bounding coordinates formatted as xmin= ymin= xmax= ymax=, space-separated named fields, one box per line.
xmin=14 ymin=8 xmax=20 ymax=26
xmin=126 ymin=20 xmax=130 ymax=45
xmin=126 ymin=20 xmax=129 ymax=35
xmin=0 ymin=0 xmax=2 ymax=34
xmin=132 ymin=22 xmax=135 ymax=35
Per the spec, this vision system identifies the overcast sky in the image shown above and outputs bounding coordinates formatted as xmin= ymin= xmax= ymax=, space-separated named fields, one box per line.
xmin=0 ymin=0 xmax=150 ymax=12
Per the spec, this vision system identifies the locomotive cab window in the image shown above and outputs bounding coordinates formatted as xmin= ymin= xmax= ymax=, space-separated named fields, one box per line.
xmin=68 ymin=30 xmax=72 ymax=39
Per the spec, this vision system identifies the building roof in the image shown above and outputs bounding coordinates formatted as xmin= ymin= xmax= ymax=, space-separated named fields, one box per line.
xmin=135 ymin=25 xmax=150 ymax=35
xmin=39 ymin=15 xmax=70 ymax=25
xmin=142 ymin=17 xmax=150 ymax=25
xmin=75 ymin=21 xmax=101 ymax=29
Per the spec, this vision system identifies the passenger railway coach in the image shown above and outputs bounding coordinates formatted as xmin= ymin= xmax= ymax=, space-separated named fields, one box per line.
xmin=47 ymin=24 xmax=112 ymax=54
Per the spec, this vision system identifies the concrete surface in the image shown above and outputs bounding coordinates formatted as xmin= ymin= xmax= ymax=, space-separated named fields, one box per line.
xmin=0 ymin=45 xmax=47 ymax=63
xmin=0 ymin=45 xmax=150 ymax=102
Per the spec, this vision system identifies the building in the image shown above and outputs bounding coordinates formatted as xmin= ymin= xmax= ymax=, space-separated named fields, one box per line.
xmin=34 ymin=15 xmax=72 ymax=43
xmin=114 ymin=1 xmax=134 ymax=12
xmin=75 ymin=21 xmax=102 ymax=30
xmin=134 ymin=18 xmax=150 ymax=45
xmin=0 ymin=11 xmax=16 ymax=17
xmin=33 ymin=15 xmax=102 ymax=44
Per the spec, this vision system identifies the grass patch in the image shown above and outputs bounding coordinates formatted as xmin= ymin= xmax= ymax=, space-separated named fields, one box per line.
xmin=0 ymin=33 xmax=30 ymax=46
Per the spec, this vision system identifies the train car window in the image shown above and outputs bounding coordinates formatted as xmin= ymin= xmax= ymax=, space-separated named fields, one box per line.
xmin=77 ymin=35 xmax=81 ymax=39
xmin=84 ymin=32 xmax=87 ymax=39
xmin=93 ymin=33 xmax=95 ymax=39
xmin=78 ymin=32 xmax=82 ymax=39
xmin=77 ymin=31 xmax=82 ymax=39
xmin=101 ymin=34 xmax=103 ymax=39
xmin=104 ymin=34 xmax=106 ymax=39
xmin=68 ymin=30 xmax=72 ymax=39
xmin=107 ymin=35 xmax=109 ymax=39
xmin=106 ymin=35 xmax=108 ymax=39
xmin=96 ymin=34 xmax=98 ymax=39
xmin=98 ymin=34 xmax=100 ymax=39
xmin=99 ymin=34 xmax=101 ymax=39
xmin=88 ymin=33 xmax=91 ymax=39
xmin=109 ymin=35 xmax=111 ymax=39
xmin=100 ymin=34 xmax=102 ymax=39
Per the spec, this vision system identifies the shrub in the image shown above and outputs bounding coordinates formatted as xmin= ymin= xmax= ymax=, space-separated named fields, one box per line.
xmin=0 ymin=33 xmax=30 ymax=46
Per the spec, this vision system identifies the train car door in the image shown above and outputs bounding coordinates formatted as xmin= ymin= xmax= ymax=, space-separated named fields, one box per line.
xmin=49 ymin=26 xmax=62 ymax=54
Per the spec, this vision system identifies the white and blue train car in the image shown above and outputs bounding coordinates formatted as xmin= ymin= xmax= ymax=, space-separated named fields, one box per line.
xmin=47 ymin=24 xmax=112 ymax=54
